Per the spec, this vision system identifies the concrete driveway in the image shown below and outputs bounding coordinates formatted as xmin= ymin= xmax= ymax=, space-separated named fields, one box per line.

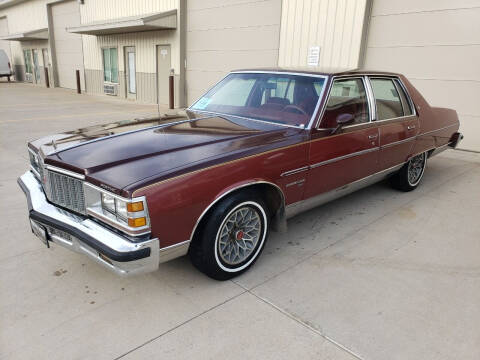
xmin=1 ymin=82 xmax=479 ymax=360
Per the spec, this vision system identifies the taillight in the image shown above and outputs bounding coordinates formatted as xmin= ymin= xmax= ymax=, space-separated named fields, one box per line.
xmin=8 ymin=62 xmax=11 ymax=70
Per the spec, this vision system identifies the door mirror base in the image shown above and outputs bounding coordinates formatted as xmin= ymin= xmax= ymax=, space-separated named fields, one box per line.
xmin=331 ymin=113 xmax=355 ymax=134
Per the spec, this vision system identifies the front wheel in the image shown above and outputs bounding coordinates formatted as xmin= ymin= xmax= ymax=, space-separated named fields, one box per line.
xmin=189 ymin=191 xmax=269 ymax=280
xmin=390 ymin=151 xmax=427 ymax=192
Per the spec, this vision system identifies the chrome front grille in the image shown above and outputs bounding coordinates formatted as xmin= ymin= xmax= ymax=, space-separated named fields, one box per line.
xmin=43 ymin=169 xmax=86 ymax=215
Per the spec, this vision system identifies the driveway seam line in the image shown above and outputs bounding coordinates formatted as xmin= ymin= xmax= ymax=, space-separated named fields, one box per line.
xmin=243 ymin=162 xmax=478 ymax=292
xmin=244 ymin=287 xmax=365 ymax=360
xmin=113 ymin=289 xmax=246 ymax=360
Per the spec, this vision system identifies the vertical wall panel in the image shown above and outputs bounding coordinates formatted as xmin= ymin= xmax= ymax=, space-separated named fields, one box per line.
xmin=278 ymin=0 xmax=367 ymax=69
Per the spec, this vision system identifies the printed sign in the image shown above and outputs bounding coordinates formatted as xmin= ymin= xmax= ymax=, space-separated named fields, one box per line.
xmin=307 ymin=46 xmax=320 ymax=66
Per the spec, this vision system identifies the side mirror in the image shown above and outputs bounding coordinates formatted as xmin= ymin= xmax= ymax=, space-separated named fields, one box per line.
xmin=331 ymin=113 xmax=354 ymax=134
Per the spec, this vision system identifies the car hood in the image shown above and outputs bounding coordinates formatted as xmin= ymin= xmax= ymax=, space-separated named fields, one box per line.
xmin=31 ymin=111 xmax=303 ymax=196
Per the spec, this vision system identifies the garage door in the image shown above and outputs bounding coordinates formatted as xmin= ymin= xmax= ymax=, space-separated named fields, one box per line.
xmin=364 ymin=1 xmax=480 ymax=151
xmin=186 ymin=0 xmax=281 ymax=105
xmin=51 ymin=0 xmax=84 ymax=90
xmin=0 ymin=17 xmax=11 ymax=60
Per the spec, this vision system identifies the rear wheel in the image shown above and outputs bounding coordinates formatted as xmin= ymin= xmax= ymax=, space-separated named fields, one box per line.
xmin=189 ymin=191 xmax=269 ymax=280
xmin=390 ymin=152 xmax=427 ymax=192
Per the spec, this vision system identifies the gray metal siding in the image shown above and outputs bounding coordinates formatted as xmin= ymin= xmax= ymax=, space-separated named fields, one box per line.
xmin=186 ymin=0 xmax=282 ymax=105
xmin=364 ymin=0 xmax=480 ymax=151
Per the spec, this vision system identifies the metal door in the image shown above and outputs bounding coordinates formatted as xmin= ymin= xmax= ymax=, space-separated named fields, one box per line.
xmin=32 ymin=50 xmax=40 ymax=84
xmin=156 ymin=45 xmax=171 ymax=106
xmin=125 ymin=46 xmax=136 ymax=99
xmin=42 ymin=48 xmax=51 ymax=86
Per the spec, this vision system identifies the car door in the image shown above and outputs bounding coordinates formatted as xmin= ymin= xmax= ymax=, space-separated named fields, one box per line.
xmin=304 ymin=76 xmax=380 ymax=200
xmin=369 ymin=77 xmax=418 ymax=170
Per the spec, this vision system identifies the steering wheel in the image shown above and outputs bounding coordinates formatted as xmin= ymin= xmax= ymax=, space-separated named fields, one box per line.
xmin=282 ymin=104 xmax=308 ymax=116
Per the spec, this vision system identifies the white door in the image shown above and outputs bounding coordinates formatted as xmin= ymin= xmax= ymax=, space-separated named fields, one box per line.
xmin=51 ymin=0 xmax=84 ymax=89
xmin=125 ymin=46 xmax=136 ymax=99
xmin=157 ymin=45 xmax=171 ymax=106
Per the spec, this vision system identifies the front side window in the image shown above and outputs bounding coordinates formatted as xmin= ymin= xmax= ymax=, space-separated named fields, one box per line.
xmin=103 ymin=48 xmax=118 ymax=83
xmin=370 ymin=78 xmax=404 ymax=120
xmin=190 ymin=73 xmax=326 ymax=127
xmin=23 ymin=50 xmax=33 ymax=74
xmin=321 ymin=78 xmax=370 ymax=128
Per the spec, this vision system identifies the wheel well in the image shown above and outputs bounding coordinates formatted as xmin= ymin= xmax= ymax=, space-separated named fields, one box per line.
xmin=190 ymin=183 xmax=286 ymax=247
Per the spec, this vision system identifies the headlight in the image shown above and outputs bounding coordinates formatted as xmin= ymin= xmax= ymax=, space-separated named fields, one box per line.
xmin=28 ymin=148 xmax=42 ymax=179
xmin=101 ymin=193 xmax=116 ymax=214
xmin=84 ymin=183 xmax=150 ymax=236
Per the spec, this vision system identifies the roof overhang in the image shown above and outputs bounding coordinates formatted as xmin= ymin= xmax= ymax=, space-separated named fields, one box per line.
xmin=67 ymin=10 xmax=177 ymax=36
xmin=0 ymin=28 xmax=48 ymax=41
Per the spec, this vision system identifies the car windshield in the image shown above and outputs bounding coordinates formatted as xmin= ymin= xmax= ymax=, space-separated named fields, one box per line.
xmin=190 ymin=72 xmax=326 ymax=128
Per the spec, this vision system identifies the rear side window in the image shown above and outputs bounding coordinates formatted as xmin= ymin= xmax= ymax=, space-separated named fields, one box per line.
xmin=321 ymin=78 xmax=370 ymax=128
xmin=370 ymin=78 xmax=404 ymax=120
xmin=394 ymin=79 xmax=413 ymax=116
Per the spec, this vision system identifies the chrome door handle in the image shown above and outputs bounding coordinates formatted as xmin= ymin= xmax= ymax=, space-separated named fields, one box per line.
xmin=407 ymin=125 xmax=416 ymax=130
xmin=368 ymin=134 xmax=378 ymax=140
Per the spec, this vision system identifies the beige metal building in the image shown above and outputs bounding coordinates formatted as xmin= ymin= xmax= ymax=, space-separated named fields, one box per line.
xmin=0 ymin=0 xmax=478 ymax=150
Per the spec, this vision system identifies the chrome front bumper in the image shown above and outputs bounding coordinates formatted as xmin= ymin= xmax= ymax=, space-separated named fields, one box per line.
xmin=18 ymin=171 xmax=160 ymax=276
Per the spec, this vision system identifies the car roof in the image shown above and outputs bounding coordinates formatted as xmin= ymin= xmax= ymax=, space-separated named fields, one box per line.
xmin=231 ymin=67 xmax=401 ymax=77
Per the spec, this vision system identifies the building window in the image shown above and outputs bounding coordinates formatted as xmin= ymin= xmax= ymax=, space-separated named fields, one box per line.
xmin=102 ymin=48 xmax=118 ymax=83
xmin=24 ymin=49 xmax=33 ymax=74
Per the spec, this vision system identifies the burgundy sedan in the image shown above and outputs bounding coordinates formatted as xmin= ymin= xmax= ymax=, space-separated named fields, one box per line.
xmin=19 ymin=69 xmax=463 ymax=280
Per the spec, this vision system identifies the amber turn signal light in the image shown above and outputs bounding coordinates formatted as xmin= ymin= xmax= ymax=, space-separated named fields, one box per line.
xmin=127 ymin=201 xmax=144 ymax=212
xmin=128 ymin=217 xmax=147 ymax=227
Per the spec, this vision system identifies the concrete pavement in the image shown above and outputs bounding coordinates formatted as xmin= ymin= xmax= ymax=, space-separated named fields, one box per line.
xmin=1 ymin=82 xmax=479 ymax=359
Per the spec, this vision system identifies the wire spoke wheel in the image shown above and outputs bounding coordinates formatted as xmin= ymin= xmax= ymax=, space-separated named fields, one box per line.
xmin=217 ymin=205 xmax=262 ymax=266
xmin=407 ymin=152 xmax=426 ymax=186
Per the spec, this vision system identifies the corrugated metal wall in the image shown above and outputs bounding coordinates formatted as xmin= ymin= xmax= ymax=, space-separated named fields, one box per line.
xmin=79 ymin=0 xmax=178 ymax=23
xmin=0 ymin=0 xmax=51 ymax=69
xmin=0 ymin=0 xmax=49 ymax=33
xmin=278 ymin=0 xmax=367 ymax=69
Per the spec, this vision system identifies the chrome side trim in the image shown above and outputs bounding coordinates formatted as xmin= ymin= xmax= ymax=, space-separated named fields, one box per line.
xmin=281 ymin=166 xmax=309 ymax=177
xmin=286 ymin=163 xmax=404 ymax=219
xmin=380 ymin=136 xmax=416 ymax=149
xmin=159 ymin=240 xmax=191 ymax=263
xmin=310 ymin=147 xmax=379 ymax=169
xmin=286 ymin=179 xmax=305 ymax=188
xmin=188 ymin=181 xmax=286 ymax=245
xmin=429 ymin=142 xmax=450 ymax=157
xmin=417 ymin=123 xmax=458 ymax=136
xmin=364 ymin=76 xmax=376 ymax=121
xmin=45 ymin=165 xmax=85 ymax=180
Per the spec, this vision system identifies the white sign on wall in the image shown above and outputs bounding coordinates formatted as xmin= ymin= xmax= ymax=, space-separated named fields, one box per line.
xmin=307 ymin=46 xmax=320 ymax=66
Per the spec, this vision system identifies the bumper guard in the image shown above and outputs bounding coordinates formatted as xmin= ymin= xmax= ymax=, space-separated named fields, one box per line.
xmin=18 ymin=171 xmax=160 ymax=276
